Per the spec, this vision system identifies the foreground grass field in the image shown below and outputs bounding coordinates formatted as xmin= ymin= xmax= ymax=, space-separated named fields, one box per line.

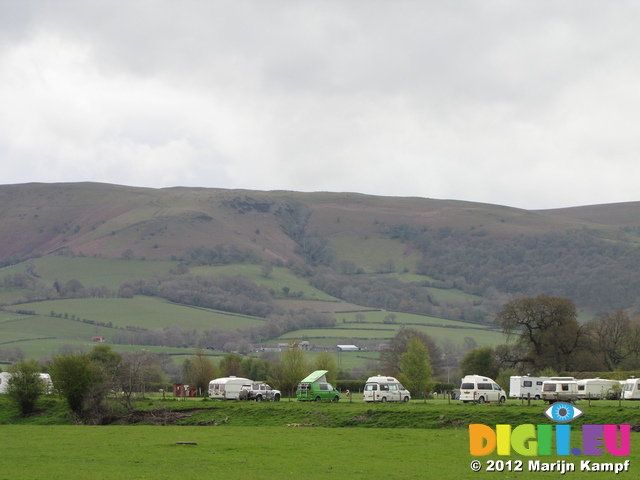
xmin=2 ymin=397 xmax=640 ymax=478
xmin=1 ymin=425 xmax=638 ymax=479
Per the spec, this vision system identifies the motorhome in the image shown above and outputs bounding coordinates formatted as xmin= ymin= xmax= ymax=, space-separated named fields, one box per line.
xmin=577 ymin=378 xmax=621 ymax=400
xmin=509 ymin=375 xmax=550 ymax=400
xmin=363 ymin=375 xmax=411 ymax=402
xmin=541 ymin=377 xmax=578 ymax=403
xmin=208 ymin=376 xmax=253 ymax=400
xmin=296 ymin=370 xmax=340 ymax=402
xmin=459 ymin=375 xmax=506 ymax=404
xmin=623 ymin=377 xmax=640 ymax=400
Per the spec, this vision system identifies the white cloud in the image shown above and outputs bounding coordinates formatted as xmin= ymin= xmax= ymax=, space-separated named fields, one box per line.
xmin=1 ymin=1 xmax=640 ymax=209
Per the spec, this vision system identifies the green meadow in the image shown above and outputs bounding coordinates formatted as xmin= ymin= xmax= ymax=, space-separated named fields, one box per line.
xmin=1 ymin=398 xmax=639 ymax=479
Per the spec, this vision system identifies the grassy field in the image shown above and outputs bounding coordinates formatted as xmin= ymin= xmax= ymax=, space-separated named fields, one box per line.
xmin=1 ymin=397 xmax=639 ymax=479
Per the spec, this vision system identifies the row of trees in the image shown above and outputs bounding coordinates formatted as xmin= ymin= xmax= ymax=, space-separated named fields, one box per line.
xmin=459 ymin=295 xmax=640 ymax=377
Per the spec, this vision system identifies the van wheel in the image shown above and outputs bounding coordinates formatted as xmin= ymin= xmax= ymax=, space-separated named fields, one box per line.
xmin=381 ymin=397 xmax=387 ymax=403
xmin=499 ymin=396 xmax=505 ymax=404
xmin=255 ymin=395 xmax=262 ymax=402
xmin=274 ymin=394 xmax=280 ymax=402
xmin=478 ymin=396 xmax=485 ymax=404
xmin=403 ymin=396 xmax=410 ymax=403
xmin=534 ymin=395 xmax=540 ymax=400
xmin=315 ymin=396 xmax=321 ymax=402
xmin=332 ymin=396 xmax=339 ymax=402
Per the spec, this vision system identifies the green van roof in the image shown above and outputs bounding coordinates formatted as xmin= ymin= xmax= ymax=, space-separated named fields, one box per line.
xmin=300 ymin=370 xmax=328 ymax=383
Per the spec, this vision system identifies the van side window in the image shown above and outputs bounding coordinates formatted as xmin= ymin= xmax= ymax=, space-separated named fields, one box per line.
xmin=389 ymin=384 xmax=398 ymax=391
xmin=365 ymin=384 xmax=377 ymax=391
xmin=319 ymin=384 xmax=328 ymax=390
xmin=380 ymin=384 xmax=390 ymax=391
xmin=478 ymin=383 xmax=492 ymax=390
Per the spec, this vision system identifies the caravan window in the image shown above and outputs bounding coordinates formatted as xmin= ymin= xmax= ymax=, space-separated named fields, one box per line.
xmin=543 ymin=383 xmax=556 ymax=392
xmin=523 ymin=381 xmax=532 ymax=387
xmin=561 ymin=384 xmax=569 ymax=391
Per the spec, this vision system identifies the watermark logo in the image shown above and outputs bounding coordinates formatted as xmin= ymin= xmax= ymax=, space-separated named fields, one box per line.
xmin=468 ymin=402 xmax=631 ymax=474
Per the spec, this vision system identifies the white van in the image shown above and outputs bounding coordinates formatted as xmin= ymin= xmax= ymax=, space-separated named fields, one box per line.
xmin=509 ymin=375 xmax=550 ymax=400
xmin=623 ymin=378 xmax=640 ymax=400
xmin=541 ymin=377 xmax=578 ymax=403
xmin=459 ymin=375 xmax=506 ymax=404
xmin=0 ymin=372 xmax=10 ymax=394
xmin=363 ymin=375 xmax=411 ymax=402
xmin=208 ymin=376 xmax=253 ymax=400
xmin=577 ymin=378 xmax=621 ymax=400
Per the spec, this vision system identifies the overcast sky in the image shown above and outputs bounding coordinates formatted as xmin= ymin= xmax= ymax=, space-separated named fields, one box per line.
xmin=1 ymin=1 xmax=639 ymax=210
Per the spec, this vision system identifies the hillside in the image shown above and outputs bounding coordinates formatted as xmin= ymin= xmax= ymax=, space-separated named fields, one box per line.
xmin=1 ymin=182 xmax=640 ymax=364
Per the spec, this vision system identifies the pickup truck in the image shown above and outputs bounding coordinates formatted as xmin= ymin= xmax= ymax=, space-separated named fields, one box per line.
xmin=238 ymin=382 xmax=281 ymax=401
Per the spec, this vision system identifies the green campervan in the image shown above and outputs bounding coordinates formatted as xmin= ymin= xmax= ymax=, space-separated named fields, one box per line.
xmin=296 ymin=370 xmax=340 ymax=402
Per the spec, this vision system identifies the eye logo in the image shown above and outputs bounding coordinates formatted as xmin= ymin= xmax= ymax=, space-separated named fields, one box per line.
xmin=544 ymin=403 xmax=583 ymax=423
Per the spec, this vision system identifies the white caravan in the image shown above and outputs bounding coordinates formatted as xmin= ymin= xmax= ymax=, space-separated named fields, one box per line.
xmin=509 ymin=376 xmax=550 ymax=400
xmin=363 ymin=375 xmax=411 ymax=403
xmin=208 ymin=376 xmax=253 ymax=400
xmin=541 ymin=377 xmax=579 ymax=403
xmin=0 ymin=372 xmax=53 ymax=394
xmin=577 ymin=378 xmax=621 ymax=400
xmin=0 ymin=372 xmax=10 ymax=394
xmin=623 ymin=378 xmax=640 ymax=400
xmin=459 ymin=375 xmax=506 ymax=404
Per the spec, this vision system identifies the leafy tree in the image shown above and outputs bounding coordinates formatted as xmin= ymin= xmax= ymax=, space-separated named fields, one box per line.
xmin=586 ymin=310 xmax=640 ymax=370
xmin=218 ymin=353 xmax=243 ymax=377
xmin=7 ymin=360 xmax=45 ymax=415
xmin=460 ymin=346 xmax=498 ymax=379
xmin=312 ymin=351 xmax=339 ymax=386
xmin=494 ymin=295 xmax=586 ymax=371
xmin=380 ymin=328 xmax=442 ymax=377
xmin=272 ymin=346 xmax=308 ymax=398
xmin=399 ymin=337 xmax=433 ymax=398
xmin=184 ymin=350 xmax=218 ymax=395
xmin=49 ymin=352 xmax=101 ymax=417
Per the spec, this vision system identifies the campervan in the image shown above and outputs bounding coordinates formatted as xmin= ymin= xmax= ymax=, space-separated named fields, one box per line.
xmin=577 ymin=378 xmax=621 ymax=400
xmin=509 ymin=375 xmax=550 ymax=400
xmin=623 ymin=378 xmax=640 ymax=400
xmin=363 ymin=375 xmax=411 ymax=402
xmin=208 ymin=376 xmax=253 ymax=400
xmin=541 ymin=377 xmax=578 ymax=403
xmin=296 ymin=370 xmax=340 ymax=402
xmin=459 ymin=375 xmax=506 ymax=404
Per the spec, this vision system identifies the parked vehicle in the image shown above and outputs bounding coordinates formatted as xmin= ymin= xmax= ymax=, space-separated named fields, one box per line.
xmin=238 ymin=382 xmax=281 ymax=401
xmin=541 ymin=377 xmax=578 ymax=403
xmin=509 ymin=375 xmax=550 ymax=400
xmin=577 ymin=378 xmax=621 ymax=400
xmin=0 ymin=372 xmax=10 ymax=394
xmin=0 ymin=372 xmax=53 ymax=394
xmin=459 ymin=375 xmax=506 ymax=404
xmin=363 ymin=375 xmax=411 ymax=402
xmin=623 ymin=377 xmax=640 ymax=400
xmin=296 ymin=370 xmax=340 ymax=402
xmin=208 ymin=376 xmax=253 ymax=400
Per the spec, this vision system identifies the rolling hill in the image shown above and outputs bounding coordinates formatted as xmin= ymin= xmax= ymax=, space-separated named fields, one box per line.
xmin=1 ymin=182 xmax=640 ymax=365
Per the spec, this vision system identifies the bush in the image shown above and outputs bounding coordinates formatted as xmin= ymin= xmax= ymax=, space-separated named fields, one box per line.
xmin=7 ymin=360 xmax=45 ymax=416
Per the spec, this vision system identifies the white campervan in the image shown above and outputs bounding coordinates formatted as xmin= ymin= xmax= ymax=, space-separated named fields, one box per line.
xmin=459 ymin=375 xmax=506 ymax=404
xmin=208 ymin=376 xmax=252 ymax=400
xmin=509 ymin=375 xmax=550 ymax=400
xmin=623 ymin=378 xmax=640 ymax=400
xmin=541 ymin=377 xmax=578 ymax=403
xmin=363 ymin=375 xmax=411 ymax=402
xmin=577 ymin=378 xmax=621 ymax=400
